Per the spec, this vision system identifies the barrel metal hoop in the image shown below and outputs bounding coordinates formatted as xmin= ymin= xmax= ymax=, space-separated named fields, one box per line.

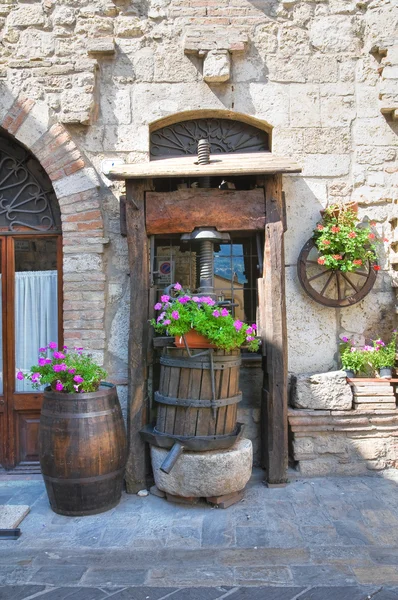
xmin=155 ymin=391 xmax=242 ymax=408
xmin=160 ymin=357 xmax=241 ymax=370
xmin=42 ymin=467 xmax=125 ymax=485
xmin=40 ymin=408 xmax=116 ymax=419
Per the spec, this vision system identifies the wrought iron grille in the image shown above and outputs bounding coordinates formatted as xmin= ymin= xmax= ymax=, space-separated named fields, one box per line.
xmin=150 ymin=118 xmax=269 ymax=158
xmin=0 ymin=131 xmax=61 ymax=233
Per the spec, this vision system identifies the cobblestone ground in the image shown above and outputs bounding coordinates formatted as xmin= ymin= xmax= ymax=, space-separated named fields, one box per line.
xmin=0 ymin=471 xmax=398 ymax=599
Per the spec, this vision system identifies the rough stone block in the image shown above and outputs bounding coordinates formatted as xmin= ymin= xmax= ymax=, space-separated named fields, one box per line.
xmin=151 ymin=439 xmax=253 ymax=498
xmin=115 ymin=17 xmax=144 ymax=37
xmin=203 ymin=50 xmax=230 ymax=83
xmin=8 ymin=5 xmax=45 ymax=27
xmin=291 ymin=371 xmax=353 ymax=410
xmin=87 ymin=37 xmax=115 ymax=56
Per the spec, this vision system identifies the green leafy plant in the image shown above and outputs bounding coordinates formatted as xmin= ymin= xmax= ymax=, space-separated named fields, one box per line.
xmin=17 ymin=343 xmax=107 ymax=393
xmin=367 ymin=333 xmax=397 ymax=371
xmin=340 ymin=342 xmax=367 ymax=374
xmin=313 ymin=204 xmax=379 ymax=273
xmin=150 ymin=284 xmax=260 ymax=352
xmin=340 ymin=331 xmax=397 ymax=375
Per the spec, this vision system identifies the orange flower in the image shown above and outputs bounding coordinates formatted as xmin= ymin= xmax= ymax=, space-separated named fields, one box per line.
xmin=322 ymin=239 xmax=331 ymax=245
xmin=317 ymin=224 xmax=324 ymax=231
xmin=373 ymin=265 xmax=381 ymax=271
xmin=368 ymin=233 xmax=375 ymax=240
xmin=348 ymin=232 xmax=357 ymax=239
xmin=317 ymin=257 xmax=326 ymax=265
xmin=332 ymin=255 xmax=342 ymax=260
xmin=370 ymin=221 xmax=376 ymax=226
xmin=383 ymin=238 xmax=389 ymax=242
xmin=353 ymin=259 xmax=362 ymax=265
xmin=331 ymin=226 xmax=340 ymax=233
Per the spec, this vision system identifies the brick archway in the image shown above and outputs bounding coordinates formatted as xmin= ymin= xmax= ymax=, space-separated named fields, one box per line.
xmin=1 ymin=95 xmax=106 ymax=363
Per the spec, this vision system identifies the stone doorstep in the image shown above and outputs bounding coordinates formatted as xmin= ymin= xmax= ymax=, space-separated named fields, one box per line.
xmin=353 ymin=403 xmax=397 ymax=410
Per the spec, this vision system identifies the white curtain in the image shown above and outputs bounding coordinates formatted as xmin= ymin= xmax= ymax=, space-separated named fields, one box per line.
xmin=15 ymin=270 xmax=58 ymax=392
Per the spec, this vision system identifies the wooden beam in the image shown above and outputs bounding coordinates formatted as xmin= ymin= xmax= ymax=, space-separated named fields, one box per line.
xmin=125 ymin=180 xmax=151 ymax=493
xmin=260 ymin=174 xmax=288 ymax=484
xmin=146 ymin=189 xmax=266 ymax=234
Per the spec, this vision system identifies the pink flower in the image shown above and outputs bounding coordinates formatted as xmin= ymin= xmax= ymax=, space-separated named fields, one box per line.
xmin=49 ymin=342 xmax=57 ymax=349
xmin=74 ymin=385 xmax=80 ymax=392
xmin=221 ymin=308 xmax=229 ymax=317
xmin=163 ymin=319 xmax=171 ymax=325
xmin=157 ymin=312 xmax=166 ymax=323
xmin=174 ymin=283 xmax=182 ymax=291
xmin=247 ymin=326 xmax=253 ymax=334
xmin=154 ymin=303 xmax=162 ymax=310
xmin=160 ymin=295 xmax=170 ymax=303
xmin=171 ymin=311 xmax=179 ymax=320
xmin=53 ymin=364 xmax=64 ymax=372
xmin=17 ymin=371 xmax=24 ymax=381
xmin=178 ymin=296 xmax=189 ymax=304
xmin=192 ymin=297 xmax=200 ymax=303
xmin=55 ymin=381 xmax=63 ymax=392
xmin=363 ymin=345 xmax=373 ymax=351
xmin=74 ymin=375 xmax=84 ymax=383
xmin=38 ymin=358 xmax=47 ymax=367
xmin=246 ymin=336 xmax=255 ymax=342
xmin=68 ymin=369 xmax=76 ymax=374
xmin=213 ymin=310 xmax=220 ymax=318
xmin=251 ymin=324 xmax=257 ymax=331
xmin=342 ymin=336 xmax=349 ymax=342
xmin=234 ymin=320 xmax=243 ymax=331
xmin=39 ymin=347 xmax=47 ymax=353
xmin=63 ymin=346 xmax=68 ymax=351
xmin=75 ymin=347 xmax=84 ymax=354
xmin=31 ymin=372 xmax=41 ymax=383
xmin=45 ymin=358 xmax=52 ymax=364
xmin=53 ymin=351 xmax=65 ymax=360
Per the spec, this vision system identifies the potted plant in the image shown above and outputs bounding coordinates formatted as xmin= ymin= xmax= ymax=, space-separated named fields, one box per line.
xmin=340 ymin=339 xmax=367 ymax=378
xmin=366 ymin=332 xmax=397 ymax=378
xmin=18 ymin=344 xmax=127 ymax=516
xmin=150 ymin=283 xmax=260 ymax=352
xmin=313 ymin=204 xmax=380 ymax=273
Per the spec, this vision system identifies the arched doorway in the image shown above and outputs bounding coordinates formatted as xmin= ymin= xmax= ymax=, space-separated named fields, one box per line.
xmin=0 ymin=129 xmax=62 ymax=472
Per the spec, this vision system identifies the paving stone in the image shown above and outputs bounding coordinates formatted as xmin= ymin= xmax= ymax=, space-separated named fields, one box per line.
xmin=0 ymin=585 xmax=45 ymax=599
xmin=334 ymin=521 xmax=373 ymax=545
xmin=146 ymin=567 xmax=235 ymax=587
xmin=290 ymin=565 xmax=357 ymax=586
xmin=354 ymin=567 xmax=398 ymax=585
xmin=39 ymin=588 xmax=108 ymax=600
xmin=234 ymin=566 xmax=292 ymax=585
xmin=29 ymin=566 xmax=87 ymax=585
xmin=164 ymin=588 xmax=230 ymax=600
xmin=227 ymin=588 xmax=304 ymax=600
xmin=202 ymin=512 xmax=234 ymax=547
xmin=81 ymin=569 xmax=147 ymax=586
xmin=235 ymin=527 xmax=268 ymax=548
xmin=298 ymin=587 xmax=378 ymax=600
xmin=105 ymin=588 xmax=179 ymax=600
xmin=373 ymin=590 xmax=398 ymax=600
xmin=369 ymin=548 xmax=398 ymax=565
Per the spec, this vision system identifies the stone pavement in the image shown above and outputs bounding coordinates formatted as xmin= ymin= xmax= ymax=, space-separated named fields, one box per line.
xmin=0 ymin=470 xmax=398 ymax=599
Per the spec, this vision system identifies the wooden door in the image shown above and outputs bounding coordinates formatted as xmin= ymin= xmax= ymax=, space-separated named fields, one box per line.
xmin=0 ymin=234 xmax=62 ymax=472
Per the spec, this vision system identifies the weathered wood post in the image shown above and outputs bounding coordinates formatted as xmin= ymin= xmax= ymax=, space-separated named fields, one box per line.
xmin=260 ymin=174 xmax=288 ymax=484
xmin=125 ymin=179 xmax=150 ymax=492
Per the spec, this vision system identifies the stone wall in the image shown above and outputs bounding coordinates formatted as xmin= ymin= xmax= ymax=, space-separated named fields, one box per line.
xmin=0 ymin=0 xmax=396 ymax=437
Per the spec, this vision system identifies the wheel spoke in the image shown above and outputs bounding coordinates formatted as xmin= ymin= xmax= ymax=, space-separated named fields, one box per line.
xmin=320 ymin=272 xmax=335 ymax=296
xmin=308 ymin=270 xmax=330 ymax=283
xmin=340 ymin=271 xmax=359 ymax=293
xmin=352 ymin=270 xmax=368 ymax=278
xmin=336 ymin=272 xmax=342 ymax=301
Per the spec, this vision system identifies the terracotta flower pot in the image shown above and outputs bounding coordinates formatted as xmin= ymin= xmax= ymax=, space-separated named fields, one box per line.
xmin=174 ymin=329 xmax=217 ymax=349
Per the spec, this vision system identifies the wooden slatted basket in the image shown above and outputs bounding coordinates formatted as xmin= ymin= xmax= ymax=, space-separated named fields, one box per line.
xmin=155 ymin=347 xmax=241 ymax=440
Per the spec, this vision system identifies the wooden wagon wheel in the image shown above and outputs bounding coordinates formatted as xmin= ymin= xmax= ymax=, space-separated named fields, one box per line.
xmin=297 ymin=238 xmax=377 ymax=307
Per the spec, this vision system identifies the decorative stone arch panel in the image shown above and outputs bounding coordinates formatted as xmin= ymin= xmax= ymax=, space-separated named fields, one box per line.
xmin=0 ymin=95 xmax=106 ymax=364
xmin=150 ymin=110 xmax=272 ymax=158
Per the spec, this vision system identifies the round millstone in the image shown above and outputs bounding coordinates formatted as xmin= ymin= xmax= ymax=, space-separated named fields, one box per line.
xmin=151 ymin=438 xmax=253 ymax=498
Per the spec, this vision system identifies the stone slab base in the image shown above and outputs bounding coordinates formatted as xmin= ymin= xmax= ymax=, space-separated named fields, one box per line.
xmin=288 ymin=408 xmax=398 ymax=476
xmin=0 ymin=505 xmax=30 ymax=529
xmin=151 ymin=438 xmax=252 ymax=498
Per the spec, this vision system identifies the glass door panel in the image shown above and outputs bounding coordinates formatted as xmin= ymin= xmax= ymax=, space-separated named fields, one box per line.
xmin=14 ymin=238 xmax=58 ymax=392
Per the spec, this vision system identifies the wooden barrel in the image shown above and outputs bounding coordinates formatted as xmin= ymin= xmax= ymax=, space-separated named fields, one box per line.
xmin=39 ymin=383 xmax=127 ymax=516
xmin=155 ymin=348 xmax=241 ymax=439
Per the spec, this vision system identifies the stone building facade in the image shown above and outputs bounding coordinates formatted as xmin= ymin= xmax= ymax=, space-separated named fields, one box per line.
xmin=0 ymin=0 xmax=397 ymax=474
